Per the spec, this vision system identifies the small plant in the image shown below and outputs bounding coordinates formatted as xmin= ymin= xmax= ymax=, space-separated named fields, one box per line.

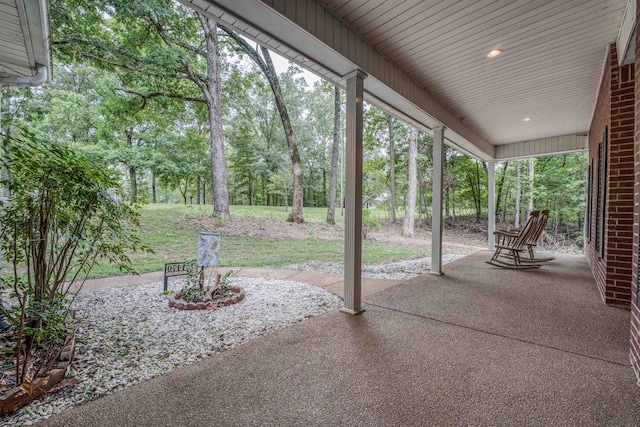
xmin=178 ymin=260 xmax=206 ymax=302
xmin=214 ymin=270 xmax=234 ymax=296
xmin=177 ymin=268 xmax=234 ymax=303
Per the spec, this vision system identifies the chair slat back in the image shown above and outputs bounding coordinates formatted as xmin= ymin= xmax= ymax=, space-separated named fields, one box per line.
xmin=528 ymin=209 xmax=549 ymax=244
xmin=514 ymin=211 xmax=539 ymax=250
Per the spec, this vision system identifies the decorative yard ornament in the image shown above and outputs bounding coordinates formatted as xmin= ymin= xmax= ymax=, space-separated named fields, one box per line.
xmin=197 ymin=232 xmax=221 ymax=267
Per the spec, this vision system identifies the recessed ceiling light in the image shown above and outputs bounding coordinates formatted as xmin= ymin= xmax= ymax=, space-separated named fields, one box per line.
xmin=487 ymin=49 xmax=503 ymax=58
xmin=523 ymin=117 xmax=532 ymax=122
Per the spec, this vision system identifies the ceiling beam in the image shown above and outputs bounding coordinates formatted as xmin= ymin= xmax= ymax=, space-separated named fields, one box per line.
xmin=494 ymin=134 xmax=588 ymax=160
xmin=617 ymin=0 xmax=636 ymax=65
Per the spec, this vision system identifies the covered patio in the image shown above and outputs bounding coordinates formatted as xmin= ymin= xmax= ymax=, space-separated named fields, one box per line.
xmin=42 ymin=253 xmax=640 ymax=426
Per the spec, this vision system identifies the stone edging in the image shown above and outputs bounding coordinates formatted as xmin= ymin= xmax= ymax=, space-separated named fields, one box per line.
xmin=0 ymin=333 xmax=76 ymax=415
xmin=168 ymin=285 xmax=245 ymax=310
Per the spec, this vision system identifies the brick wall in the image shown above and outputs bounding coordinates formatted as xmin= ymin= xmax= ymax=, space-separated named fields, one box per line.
xmin=630 ymin=0 xmax=640 ymax=385
xmin=586 ymin=43 xmax=635 ymax=307
xmin=586 ymin=46 xmax=611 ymax=300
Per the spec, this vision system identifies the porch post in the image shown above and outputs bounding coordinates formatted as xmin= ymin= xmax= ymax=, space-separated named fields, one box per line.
xmin=488 ymin=161 xmax=496 ymax=250
xmin=341 ymin=70 xmax=366 ymax=315
xmin=431 ymin=126 xmax=445 ymax=275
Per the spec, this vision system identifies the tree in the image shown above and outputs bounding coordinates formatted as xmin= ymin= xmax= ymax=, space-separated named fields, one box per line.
xmin=388 ymin=114 xmax=397 ymax=223
xmin=51 ymin=0 xmax=231 ymax=220
xmin=527 ymin=158 xmax=535 ymax=215
xmin=403 ymin=128 xmax=417 ymax=237
xmin=220 ymin=26 xmax=305 ymax=223
xmin=326 ymin=86 xmax=341 ymax=225
xmin=515 ymin=160 xmax=521 ymax=227
xmin=495 ymin=160 xmax=509 ymax=221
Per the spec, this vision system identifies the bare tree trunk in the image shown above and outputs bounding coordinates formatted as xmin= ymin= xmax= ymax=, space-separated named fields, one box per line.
xmin=129 ymin=166 xmax=138 ymax=204
xmin=196 ymin=176 xmax=201 ymax=204
xmin=515 ymin=160 xmax=521 ymax=227
xmin=327 ymin=86 xmax=340 ymax=225
xmin=495 ymin=161 xmax=509 ymax=220
xmin=151 ymin=171 xmax=157 ymax=203
xmin=388 ymin=114 xmax=396 ymax=224
xmin=475 ymin=160 xmax=482 ymax=221
xmin=221 ymin=26 xmax=304 ymax=223
xmin=200 ymin=17 xmax=230 ymax=222
xmin=403 ymin=128 xmax=418 ymax=237
xmin=527 ymin=158 xmax=535 ymax=216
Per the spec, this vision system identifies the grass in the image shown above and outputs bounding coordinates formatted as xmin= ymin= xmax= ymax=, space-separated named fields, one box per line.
xmin=88 ymin=203 xmax=427 ymax=278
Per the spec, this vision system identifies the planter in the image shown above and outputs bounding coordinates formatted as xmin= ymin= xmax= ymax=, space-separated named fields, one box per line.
xmin=0 ymin=333 xmax=76 ymax=415
xmin=169 ymin=285 xmax=245 ymax=310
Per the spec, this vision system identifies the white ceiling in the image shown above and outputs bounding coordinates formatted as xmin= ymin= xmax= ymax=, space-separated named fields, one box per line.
xmin=0 ymin=0 xmax=51 ymax=79
xmin=319 ymin=0 xmax=627 ymax=145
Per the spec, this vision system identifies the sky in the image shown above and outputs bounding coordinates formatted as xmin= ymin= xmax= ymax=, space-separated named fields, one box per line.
xmin=269 ymin=50 xmax=322 ymax=88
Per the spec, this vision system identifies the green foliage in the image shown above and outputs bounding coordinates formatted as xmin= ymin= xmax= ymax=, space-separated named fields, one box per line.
xmin=0 ymin=129 xmax=147 ymax=386
xmin=361 ymin=209 xmax=379 ymax=240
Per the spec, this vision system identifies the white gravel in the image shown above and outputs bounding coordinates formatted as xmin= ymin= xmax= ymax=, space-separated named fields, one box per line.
xmin=280 ymin=254 xmax=466 ymax=279
xmin=2 ymin=278 xmax=342 ymax=427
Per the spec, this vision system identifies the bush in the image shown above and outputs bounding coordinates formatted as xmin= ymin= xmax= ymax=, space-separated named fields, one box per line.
xmin=0 ymin=130 xmax=147 ymax=386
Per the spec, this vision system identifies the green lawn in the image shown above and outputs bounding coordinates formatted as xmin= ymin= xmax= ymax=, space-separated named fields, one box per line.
xmin=88 ymin=204 xmax=427 ymax=278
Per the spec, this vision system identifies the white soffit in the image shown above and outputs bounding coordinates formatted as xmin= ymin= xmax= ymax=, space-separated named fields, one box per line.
xmin=318 ymin=0 xmax=627 ymax=146
xmin=495 ymin=134 xmax=588 ymax=160
xmin=0 ymin=0 xmax=51 ymax=79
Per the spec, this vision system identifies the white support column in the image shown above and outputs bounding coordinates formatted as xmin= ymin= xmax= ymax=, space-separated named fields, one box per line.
xmin=341 ymin=70 xmax=366 ymax=316
xmin=430 ymin=126 xmax=445 ymax=275
xmin=488 ymin=161 xmax=496 ymax=250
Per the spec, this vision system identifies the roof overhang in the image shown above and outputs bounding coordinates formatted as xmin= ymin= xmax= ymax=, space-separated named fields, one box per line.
xmin=179 ymin=0 xmax=629 ymax=161
xmin=0 ymin=0 xmax=51 ymax=85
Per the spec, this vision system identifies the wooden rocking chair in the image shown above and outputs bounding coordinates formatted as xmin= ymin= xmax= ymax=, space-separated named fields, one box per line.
xmin=521 ymin=209 xmax=555 ymax=263
xmin=486 ymin=210 xmax=542 ymax=269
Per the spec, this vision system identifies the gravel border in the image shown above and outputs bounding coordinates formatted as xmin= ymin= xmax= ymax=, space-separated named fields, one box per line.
xmin=2 ymin=278 xmax=342 ymax=426
xmin=279 ymin=254 xmax=466 ymax=279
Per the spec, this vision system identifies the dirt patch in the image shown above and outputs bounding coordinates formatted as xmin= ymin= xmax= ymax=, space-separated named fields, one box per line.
xmin=193 ymin=214 xmax=489 ymax=255
xmin=191 ymin=214 xmax=581 ymax=256
xmin=193 ymin=215 xmax=344 ymax=241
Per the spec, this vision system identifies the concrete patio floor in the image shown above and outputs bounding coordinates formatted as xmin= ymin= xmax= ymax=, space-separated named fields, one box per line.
xmin=41 ymin=251 xmax=640 ymax=426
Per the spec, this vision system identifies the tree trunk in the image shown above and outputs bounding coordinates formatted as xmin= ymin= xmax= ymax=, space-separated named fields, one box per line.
xmin=129 ymin=166 xmax=138 ymax=204
xmin=475 ymin=160 xmax=482 ymax=221
xmin=260 ymin=46 xmax=304 ymax=223
xmin=220 ymin=26 xmax=304 ymax=223
xmin=322 ymin=168 xmax=327 ymax=207
xmin=327 ymin=86 xmax=341 ymax=224
xmin=515 ymin=160 xmax=521 ymax=227
xmin=445 ymin=187 xmax=450 ymax=218
xmin=403 ymin=128 xmax=418 ymax=237
xmin=196 ymin=176 xmax=201 ymax=204
xmin=527 ymin=158 xmax=535 ymax=216
xmin=388 ymin=114 xmax=396 ymax=224
xmin=495 ymin=161 xmax=509 ymax=218
xmin=151 ymin=171 xmax=157 ymax=203
xmin=179 ymin=178 xmax=189 ymax=204
xmin=452 ymin=184 xmax=457 ymax=220
xmin=200 ymin=17 xmax=231 ymax=222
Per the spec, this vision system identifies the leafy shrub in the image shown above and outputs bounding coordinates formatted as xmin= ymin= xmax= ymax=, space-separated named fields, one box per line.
xmin=0 ymin=130 xmax=147 ymax=386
